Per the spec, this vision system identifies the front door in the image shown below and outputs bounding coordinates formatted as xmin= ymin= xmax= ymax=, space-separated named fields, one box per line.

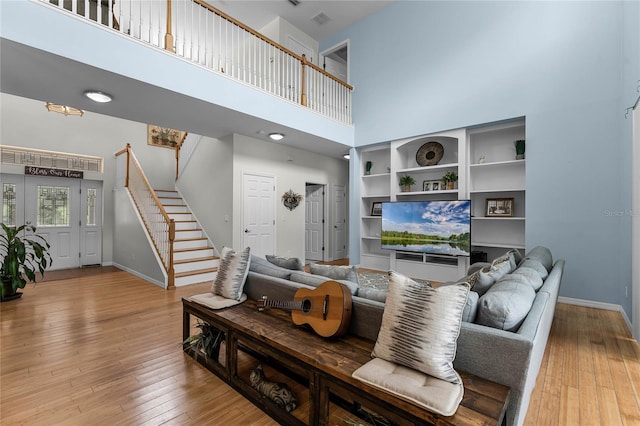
xmin=242 ymin=173 xmax=275 ymax=258
xmin=1 ymin=174 xmax=103 ymax=271
xmin=305 ymin=184 xmax=324 ymax=262
xmin=25 ymin=176 xmax=81 ymax=270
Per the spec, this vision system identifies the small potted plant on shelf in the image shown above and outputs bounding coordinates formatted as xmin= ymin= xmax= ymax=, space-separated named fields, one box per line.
xmin=441 ymin=171 xmax=459 ymax=190
xmin=514 ymin=139 xmax=525 ymax=160
xmin=183 ymin=321 xmax=225 ymax=361
xmin=0 ymin=223 xmax=52 ymax=301
xmin=399 ymin=175 xmax=416 ymax=192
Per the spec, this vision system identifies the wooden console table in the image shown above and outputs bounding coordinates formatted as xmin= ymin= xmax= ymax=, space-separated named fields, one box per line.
xmin=182 ymin=298 xmax=510 ymax=426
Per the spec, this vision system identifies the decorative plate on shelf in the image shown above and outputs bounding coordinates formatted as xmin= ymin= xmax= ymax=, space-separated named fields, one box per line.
xmin=416 ymin=141 xmax=444 ymax=166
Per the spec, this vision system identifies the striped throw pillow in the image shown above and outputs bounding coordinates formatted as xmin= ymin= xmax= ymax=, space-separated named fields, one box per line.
xmin=372 ymin=271 xmax=470 ymax=384
xmin=211 ymin=246 xmax=251 ymax=301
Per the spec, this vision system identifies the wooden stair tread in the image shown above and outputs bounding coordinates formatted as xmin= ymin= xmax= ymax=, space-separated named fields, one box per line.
xmin=175 ymin=267 xmax=218 ymax=278
xmin=174 ymin=256 xmax=219 ymax=265
xmin=175 ymin=228 xmax=203 ymax=233
xmin=174 ymin=247 xmax=214 ymax=253
xmin=175 ymin=237 xmax=208 ymax=243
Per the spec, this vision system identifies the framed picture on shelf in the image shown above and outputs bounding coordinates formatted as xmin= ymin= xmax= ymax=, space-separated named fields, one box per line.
xmin=371 ymin=202 xmax=383 ymax=216
xmin=423 ymin=181 xmax=431 ymax=191
xmin=431 ymin=181 xmax=440 ymax=191
xmin=485 ymin=198 xmax=514 ymax=217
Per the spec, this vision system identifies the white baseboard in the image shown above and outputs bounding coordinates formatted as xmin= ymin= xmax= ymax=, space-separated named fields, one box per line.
xmin=112 ymin=262 xmax=166 ymax=288
xmin=558 ymin=296 xmax=632 ymax=334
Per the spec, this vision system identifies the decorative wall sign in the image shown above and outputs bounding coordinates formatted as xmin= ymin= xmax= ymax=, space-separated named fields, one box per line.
xmin=147 ymin=124 xmax=187 ymax=149
xmin=25 ymin=166 xmax=83 ymax=179
xmin=282 ymin=190 xmax=302 ymax=211
xmin=416 ymin=141 xmax=444 ymax=166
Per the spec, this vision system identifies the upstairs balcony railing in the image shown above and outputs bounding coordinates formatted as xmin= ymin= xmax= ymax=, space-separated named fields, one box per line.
xmin=42 ymin=0 xmax=353 ymax=124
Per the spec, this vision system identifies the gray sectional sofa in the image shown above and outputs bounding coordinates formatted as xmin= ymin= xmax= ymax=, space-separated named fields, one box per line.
xmin=243 ymin=247 xmax=565 ymax=426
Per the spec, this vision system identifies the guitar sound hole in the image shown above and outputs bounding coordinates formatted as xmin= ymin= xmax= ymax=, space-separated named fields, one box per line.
xmin=301 ymin=299 xmax=311 ymax=313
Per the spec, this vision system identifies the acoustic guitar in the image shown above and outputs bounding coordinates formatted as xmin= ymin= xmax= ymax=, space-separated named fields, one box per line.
xmin=256 ymin=280 xmax=353 ymax=338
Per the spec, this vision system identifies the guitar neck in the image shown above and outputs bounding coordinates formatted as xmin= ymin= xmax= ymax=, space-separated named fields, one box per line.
xmin=260 ymin=298 xmax=305 ymax=312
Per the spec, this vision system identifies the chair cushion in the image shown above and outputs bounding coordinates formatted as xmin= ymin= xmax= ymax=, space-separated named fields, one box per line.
xmin=188 ymin=292 xmax=247 ymax=309
xmin=521 ymin=246 xmax=553 ymax=272
xmin=352 ymin=358 xmax=464 ymax=416
xmin=510 ymin=266 xmax=544 ymax=291
xmin=518 ymin=258 xmax=549 ymax=280
xmin=372 ymin=271 xmax=469 ymax=384
xmin=265 ymin=254 xmax=304 ymax=271
xmin=211 ymin=246 xmax=251 ymax=301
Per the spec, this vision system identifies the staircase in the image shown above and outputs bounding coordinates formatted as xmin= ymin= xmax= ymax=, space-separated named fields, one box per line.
xmin=155 ymin=189 xmax=219 ymax=286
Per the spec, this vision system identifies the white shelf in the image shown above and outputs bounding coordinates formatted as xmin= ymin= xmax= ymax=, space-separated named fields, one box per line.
xmin=361 ymin=236 xmax=381 ymax=240
xmin=472 ymin=217 xmax=525 ymax=221
xmin=397 ymin=163 xmax=458 ymax=174
xmin=362 ymin=194 xmax=390 ymax=199
xmin=469 ymin=159 xmax=525 ymax=168
xmin=470 ymin=188 xmax=525 ymax=193
xmin=362 ymin=173 xmax=391 ymax=179
xmin=472 ymin=241 xmax=526 ymax=249
xmin=362 ymin=216 xmax=382 ymax=220
xmin=396 ymin=189 xmax=458 ymax=196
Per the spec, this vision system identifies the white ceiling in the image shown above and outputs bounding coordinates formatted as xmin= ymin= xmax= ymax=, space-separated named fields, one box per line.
xmin=210 ymin=0 xmax=392 ymax=42
xmin=1 ymin=1 xmax=392 ymax=159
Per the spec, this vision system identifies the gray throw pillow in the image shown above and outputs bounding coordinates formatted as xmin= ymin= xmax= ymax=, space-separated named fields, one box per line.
xmin=469 ymin=260 xmax=511 ymax=297
xmin=476 ymin=276 xmax=536 ymax=331
xmin=372 ymin=271 xmax=469 ymax=384
xmin=309 ymin=263 xmax=360 ymax=285
xmin=211 ymin=246 xmax=251 ymax=301
xmin=289 ymin=271 xmax=358 ymax=295
xmin=518 ymin=258 xmax=549 ymax=280
xmin=357 ymin=287 xmax=388 ymax=303
xmin=265 ymin=254 xmax=304 ymax=271
xmin=462 ymin=290 xmax=479 ymax=323
xmin=249 ymin=255 xmax=292 ymax=279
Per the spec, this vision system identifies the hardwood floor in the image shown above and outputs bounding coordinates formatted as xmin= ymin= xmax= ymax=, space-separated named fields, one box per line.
xmin=1 ymin=268 xmax=639 ymax=425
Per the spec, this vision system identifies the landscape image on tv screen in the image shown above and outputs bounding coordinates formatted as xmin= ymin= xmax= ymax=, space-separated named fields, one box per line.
xmin=381 ymin=200 xmax=471 ymax=256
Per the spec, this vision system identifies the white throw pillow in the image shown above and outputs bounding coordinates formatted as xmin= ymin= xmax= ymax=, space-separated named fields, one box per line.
xmin=372 ymin=271 xmax=470 ymax=384
xmin=211 ymin=246 xmax=251 ymax=301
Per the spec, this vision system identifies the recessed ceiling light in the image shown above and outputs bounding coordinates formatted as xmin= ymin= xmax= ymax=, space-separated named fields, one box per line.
xmin=84 ymin=91 xmax=112 ymax=103
xmin=269 ymin=133 xmax=285 ymax=141
xmin=343 ymin=154 xmax=350 ymax=160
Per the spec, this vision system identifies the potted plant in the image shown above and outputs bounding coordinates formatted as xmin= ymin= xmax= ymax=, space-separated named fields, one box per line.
xmin=399 ymin=175 xmax=416 ymax=192
xmin=514 ymin=139 xmax=525 ymax=160
xmin=183 ymin=321 xmax=225 ymax=361
xmin=0 ymin=223 xmax=52 ymax=301
xmin=441 ymin=171 xmax=459 ymax=190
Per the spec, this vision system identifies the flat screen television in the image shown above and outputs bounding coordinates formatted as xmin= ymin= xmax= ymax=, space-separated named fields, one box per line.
xmin=381 ymin=200 xmax=471 ymax=257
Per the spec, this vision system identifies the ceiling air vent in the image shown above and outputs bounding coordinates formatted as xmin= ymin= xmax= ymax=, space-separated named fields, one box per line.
xmin=311 ymin=12 xmax=331 ymax=25
xmin=288 ymin=0 xmax=300 ymax=6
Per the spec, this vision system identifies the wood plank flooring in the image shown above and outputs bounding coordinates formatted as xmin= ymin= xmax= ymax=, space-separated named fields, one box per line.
xmin=1 ymin=268 xmax=639 ymax=425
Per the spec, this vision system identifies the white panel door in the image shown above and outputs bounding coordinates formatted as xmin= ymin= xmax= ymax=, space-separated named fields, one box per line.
xmin=242 ymin=173 xmax=275 ymax=258
xmin=80 ymin=180 xmax=103 ymax=266
xmin=332 ymin=184 xmax=347 ymax=260
xmin=25 ymin=176 xmax=81 ymax=270
xmin=305 ymin=184 xmax=324 ymax=261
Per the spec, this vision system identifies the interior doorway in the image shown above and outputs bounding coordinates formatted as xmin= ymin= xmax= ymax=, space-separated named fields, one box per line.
xmin=321 ymin=40 xmax=349 ymax=83
xmin=242 ymin=172 xmax=276 ymax=258
xmin=305 ymin=183 xmax=325 ymax=262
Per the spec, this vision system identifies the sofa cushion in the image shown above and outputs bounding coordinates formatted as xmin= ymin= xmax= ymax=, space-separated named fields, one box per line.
xmin=510 ymin=266 xmax=544 ymax=291
xmin=476 ymin=275 xmax=536 ymax=331
xmin=265 ymin=254 xmax=304 ymax=271
xmin=352 ymin=358 xmax=464 ymax=416
xmin=518 ymin=258 xmax=549 ymax=280
xmin=462 ymin=291 xmax=479 ymax=323
xmin=211 ymin=246 xmax=251 ymax=301
xmin=309 ymin=263 xmax=360 ymax=285
xmin=249 ymin=255 xmax=292 ymax=280
xmin=521 ymin=246 xmax=553 ymax=272
xmin=372 ymin=271 xmax=469 ymax=384
xmin=357 ymin=287 xmax=388 ymax=303
xmin=289 ymin=271 xmax=358 ymax=295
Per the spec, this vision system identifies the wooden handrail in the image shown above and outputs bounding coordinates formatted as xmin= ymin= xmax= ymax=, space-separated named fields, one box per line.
xmin=190 ymin=0 xmax=353 ymax=91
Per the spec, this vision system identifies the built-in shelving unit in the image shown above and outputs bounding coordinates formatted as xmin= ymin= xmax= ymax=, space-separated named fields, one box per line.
xmin=358 ymin=118 xmax=526 ymax=281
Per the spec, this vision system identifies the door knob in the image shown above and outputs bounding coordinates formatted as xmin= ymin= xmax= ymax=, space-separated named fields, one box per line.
xmin=244 ymin=229 xmax=249 ymax=233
